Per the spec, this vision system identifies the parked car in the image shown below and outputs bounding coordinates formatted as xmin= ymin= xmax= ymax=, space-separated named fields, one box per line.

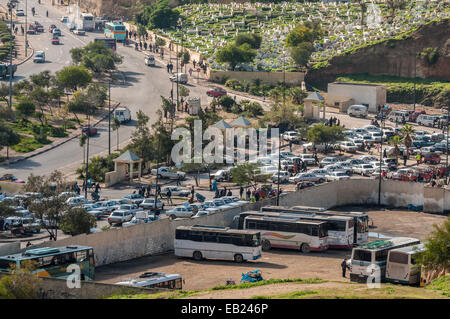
xmin=320 ymin=157 xmax=339 ymax=166
xmin=308 ymin=168 xmax=329 ymax=177
xmin=139 ymin=198 xmax=165 ymax=210
xmin=192 ymin=211 xmax=210 ymax=218
xmin=282 ymin=131 xmax=300 ymax=143
xmin=166 ymin=206 xmax=193 ymax=219
xmin=33 ymin=50 xmax=45 ymax=63
xmin=160 ymin=186 xmax=190 ymax=197
xmin=326 ymin=171 xmax=350 ymax=181
xmin=107 ymin=211 xmax=133 ymax=225
xmin=297 ymin=154 xmax=316 ymax=165
xmin=10 ymin=217 xmax=41 ymax=235
xmin=66 ymin=196 xmax=89 ymax=206
xmin=352 ymin=164 xmax=375 ymax=176
xmin=15 ymin=9 xmax=24 ymax=16
xmin=409 ymin=110 xmax=426 ymax=122
xmin=82 ymin=206 xmax=104 ymax=220
xmin=114 ymin=204 xmax=142 ymax=215
xmin=337 ymin=141 xmax=358 ymax=153
xmin=123 ymin=193 xmax=145 ymax=205
xmin=252 ymin=185 xmax=277 ymax=198
xmin=423 ymin=153 xmax=441 ymax=164
xmin=290 ymin=172 xmax=325 ymax=184
xmin=359 ymin=155 xmax=378 ymax=163
xmin=27 ymin=27 xmax=36 ymax=35
xmin=169 ymin=73 xmax=188 ymax=84
xmin=296 ymin=181 xmax=316 ymax=190
xmin=202 ymin=201 xmax=222 ymax=213
xmin=49 ymin=24 xmax=57 ymax=32
xmin=272 ymin=171 xmax=290 ymax=183
xmin=144 ymin=54 xmax=155 ymax=66
xmin=417 ymin=114 xmax=439 ymax=127
xmin=123 ymin=215 xmax=157 ymax=227
xmin=206 ymin=87 xmax=227 ymax=97
xmin=83 ymin=203 xmax=109 ymax=215
xmin=347 ymin=105 xmax=368 ymax=117
xmin=151 ymin=167 xmax=186 ymax=179
xmin=222 ymin=196 xmax=248 ymax=206
xmin=114 ymin=107 xmax=131 ymax=123
xmin=0 ymin=174 xmax=25 ymax=183
xmin=213 ymin=169 xmax=232 ymax=182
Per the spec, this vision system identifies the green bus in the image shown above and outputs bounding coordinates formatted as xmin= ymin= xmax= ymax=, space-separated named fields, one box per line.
xmin=0 ymin=246 xmax=95 ymax=280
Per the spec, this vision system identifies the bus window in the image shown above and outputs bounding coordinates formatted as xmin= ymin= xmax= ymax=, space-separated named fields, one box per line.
xmin=311 ymin=227 xmax=318 ymax=236
xmin=203 ymin=232 xmax=217 ymax=243
xmin=388 ymin=252 xmax=408 ymax=264
xmin=231 ymin=234 xmax=245 ymax=246
xmin=348 ymin=219 xmax=354 ymax=229
xmin=175 ymin=278 xmax=182 ymax=289
xmin=353 ymin=249 xmax=371 ymax=262
xmin=247 ymin=221 xmax=256 ymax=229
xmin=188 ymin=231 xmax=203 ymax=242
xmin=319 ymin=225 xmax=327 ymax=238
xmin=375 ymin=250 xmax=389 ymax=262
xmin=76 ymin=251 xmax=88 ymax=262
xmin=218 ymin=235 xmax=232 ymax=244
xmin=175 ymin=229 xmax=189 ymax=240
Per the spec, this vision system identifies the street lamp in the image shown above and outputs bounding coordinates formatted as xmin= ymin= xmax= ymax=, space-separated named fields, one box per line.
xmin=277 ymin=51 xmax=287 ymax=206
xmin=25 ymin=0 xmax=28 ymax=56
xmin=7 ymin=0 xmax=15 ymax=111
xmin=176 ymin=18 xmax=183 ymax=116
xmin=108 ymin=80 xmax=111 ymax=155
xmin=84 ymin=110 xmax=91 ymax=200
xmin=378 ymin=109 xmax=385 ymax=206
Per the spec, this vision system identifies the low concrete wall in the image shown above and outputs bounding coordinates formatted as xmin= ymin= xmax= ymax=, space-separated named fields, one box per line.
xmin=0 ymin=272 xmax=165 ymax=299
xmin=209 ymin=70 xmax=305 ymax=86
xmin=25 ymin=179 xmax=448 ymax=268
xmin=0 ymin=181 xmax=25 ymax=195
xmin=0 ymin=242 xmax=20 ymax=256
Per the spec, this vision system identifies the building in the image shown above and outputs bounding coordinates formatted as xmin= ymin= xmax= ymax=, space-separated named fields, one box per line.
xmin=326 ymin=82 xmax=387 ymax=113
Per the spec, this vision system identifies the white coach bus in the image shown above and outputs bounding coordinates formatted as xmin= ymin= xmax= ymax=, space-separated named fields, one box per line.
xmin=385 ymin=244 xmax=426 ymax=286
xmin=350 ymin=237 xmax=421 ymax=283
xmin=174 ymin=225 xmax=262 ymax=263
xmin=243 ymin=216 xmax=328 ymax=253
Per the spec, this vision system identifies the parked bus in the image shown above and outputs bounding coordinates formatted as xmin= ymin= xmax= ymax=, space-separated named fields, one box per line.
xmin=243 ymin=216 xmax=328 ymax=253
xmin=233 ymin=211 xmax=353 ymax=249
xmin=385 ymin=244 xmax=426 ymax=286
xmin=80 ymin=13 xmax=95 ymax=31
xmin=94 ymin=37 xmax=117 ymax=51
xmin=262 ymin=206 xmax=369 ymax=245
xmin=349 ymin=237 xmax=421 ymax=283
xmin=104 ymin=22 xmax=127 ymax=42
xmin=0 ymin=246 xmax=95 ymax=280
xmin=174 ymin=225 xmax=262 ymax=263
xmin=116 ymin=272 xmax=183 ymax=290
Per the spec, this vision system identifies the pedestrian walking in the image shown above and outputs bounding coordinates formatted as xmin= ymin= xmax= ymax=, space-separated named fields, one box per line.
xmin=26 ymin=241 xmax=32 ymax=248
xmin=227 ymin=189 xmax=232 ymax=196
xmin=139 ymin=41 xmax=143 ymax=50
xmin=215 ymin=188 xmax=220 ymax=198
xmin=341 ymin=258 xmax=348 ymax=278
xmin=193 ymin=60 xmax=196 ymax=68
xmin=403 ymin=153 xmax=407 ymax=166
xmin=246 ymin=189 xmax=251 ymax=200
xmin=144 ymin=42 xmax=147 ymax=50
xmin=191 ymin=186 xmax=195 ymax=198
xmin=176 ymin=175 xmax=181 ymax=186
xmin=416 ymin=153 xmax=421 ymax=165
xmin=189 ymin=67 xmax=193 ymax=76
xmin=239 ymin=186 xmax=244 ymax=199
xmin=254 ymin=192 xmax=260 ymax=202
xmin=166 ymin=189 xmax=173 ymax=205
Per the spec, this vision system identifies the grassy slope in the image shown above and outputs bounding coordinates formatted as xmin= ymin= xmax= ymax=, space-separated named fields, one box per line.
xmin=106 ymin=276 xmax=450 ymax=299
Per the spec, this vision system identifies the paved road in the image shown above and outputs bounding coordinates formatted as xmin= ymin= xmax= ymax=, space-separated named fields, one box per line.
xmin=0 ymin=0 xmax=230 ymax=179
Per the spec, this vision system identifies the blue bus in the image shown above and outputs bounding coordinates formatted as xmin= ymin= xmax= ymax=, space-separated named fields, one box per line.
xmin=104 ymin=22 xmax=127 ymax=42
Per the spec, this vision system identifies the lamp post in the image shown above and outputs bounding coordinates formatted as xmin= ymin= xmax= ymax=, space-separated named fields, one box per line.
xmin=413 ymin=41 xmax=416 ymax=112
xmin=378 ymin=111 xmax=385 ymax=206
xmin=277 ymin=52 xmax=286 ymax=206
xmin=25 ymin=0 xmax=28 ymax=56
xmin=446 ymin=107 xmax=449 ymax=174
xmin=108 ymin=80 xmax=111 ymax=155
xmin=7 ymin=1 xmax=15 ymax=111
xmin=176 ymin=18 xmax=182 ymax=117
xmin=84 ymin=111 xmax=91 ymax=200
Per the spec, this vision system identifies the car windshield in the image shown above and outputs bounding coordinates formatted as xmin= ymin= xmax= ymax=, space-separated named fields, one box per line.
xmin=119 ymin=205 xmax=130 ymax=210
xmin=363 ymin=165 xmax=373 ymax=168
xmin=112 ymin=212 xmax=123 ymax=216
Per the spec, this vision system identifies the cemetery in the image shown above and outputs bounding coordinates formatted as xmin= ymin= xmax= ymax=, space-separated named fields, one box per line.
xmin=152 ymin=1 xmax=449 ymax=72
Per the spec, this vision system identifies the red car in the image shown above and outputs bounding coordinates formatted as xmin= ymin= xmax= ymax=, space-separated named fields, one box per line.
xmin=423 ymin=152 xmax=441 ymax=164
xmin=409 ymin=110 xmax=426 ymax=122
xmin=82 ymin=126 xmax=97 ymax=136
xmin=27 ymin=27 xmax=36 ymax=34
xmin=252 ymin=185 xmax=276 ymax=198
xmin=51 ymin=37 xmax=60 ymax=45
xmin=35 ymin=25 xmax=44 ymax=32
xmin=206 ymin=87 xmax=227 ymax=98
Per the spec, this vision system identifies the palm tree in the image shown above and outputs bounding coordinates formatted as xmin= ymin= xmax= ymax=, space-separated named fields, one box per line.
xmin=111 ymin=117 xmax=121 ymax=151
xmin=401 ymin=124 xmax=415 ymax=157
xmin=389 ymin=135 xmax=402 ymax=162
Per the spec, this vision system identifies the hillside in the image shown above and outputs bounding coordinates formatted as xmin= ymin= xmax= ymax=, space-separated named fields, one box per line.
xmin=306 ymin=18 xmax=450 ymax=89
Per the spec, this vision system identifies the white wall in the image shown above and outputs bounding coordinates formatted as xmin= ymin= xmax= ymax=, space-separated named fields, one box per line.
xmin=327 ymin=83 xmax=387 ymax=112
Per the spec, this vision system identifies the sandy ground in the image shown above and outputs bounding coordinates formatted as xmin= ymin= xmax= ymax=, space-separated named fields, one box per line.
xmin=95 ymin=209 xmax=447 ymax=291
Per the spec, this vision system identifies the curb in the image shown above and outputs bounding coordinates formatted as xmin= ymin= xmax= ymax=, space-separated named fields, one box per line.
xmin=16 ymin=47 xmax=34 ymax=66
xmin=3 ymin=102 xmax=121 ymax=166
xmin=0 ymin=232 xmax=50 ymax=244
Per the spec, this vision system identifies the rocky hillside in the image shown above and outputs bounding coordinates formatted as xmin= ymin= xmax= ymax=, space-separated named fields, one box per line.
xmin=306 ymin=18 xmax=450 ymax=89
xmin=80 ymin=0 xmax=156 ymax=19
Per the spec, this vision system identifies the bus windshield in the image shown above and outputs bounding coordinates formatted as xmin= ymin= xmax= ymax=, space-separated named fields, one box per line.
xmin=388 ymin=252 xmax=408 ymax=264
xmin=353 ymin=249 xmax=371 ymax=262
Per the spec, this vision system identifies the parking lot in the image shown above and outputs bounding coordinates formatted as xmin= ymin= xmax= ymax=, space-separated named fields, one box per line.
xmin=95 ymin=208 xmax=447 ymax=291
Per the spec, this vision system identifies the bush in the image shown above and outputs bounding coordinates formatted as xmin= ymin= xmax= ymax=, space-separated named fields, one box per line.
xmin=49 ymin=126 xmax=67 ymax=138
xmin=243 ymin=101 xmax=264 ymax=117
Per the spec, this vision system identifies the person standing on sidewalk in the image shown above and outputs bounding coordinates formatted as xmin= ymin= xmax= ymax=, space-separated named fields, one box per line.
xmin=341 ymin=258 xmax=348 ymax=278
xmin=166 ymin=189 xmax=173 ymax=205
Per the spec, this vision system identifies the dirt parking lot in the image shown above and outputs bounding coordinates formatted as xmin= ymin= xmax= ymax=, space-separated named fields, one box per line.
xmin=95 ymin=208 xmax=447 ymax=291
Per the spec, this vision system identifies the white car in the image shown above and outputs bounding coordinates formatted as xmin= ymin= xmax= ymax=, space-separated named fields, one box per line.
xmin=66 ymin=196 xmax=89 ymax=206
xmin=324 ymin=164 xmax=347 ymax=174
xmin=83 ymin=206 xmax=103 ymax=220
xmin=60 ymin=16 xmax=69 ymax=22
xmin=363 ymin=125 xmax=381 ymax=132
xmin=107 ymin=211 xmax=133 ymax=225
xmin=114 ymin=204 xmax=142 ymax=215
xmin=166 ymin=206 xmax=193 ymax=219
xmin=326 ymin=171 xmax=350 ymax=181
xmin=353 ymin=164 xmax=375 ymax=176
xmin=272 ymin=171 xmax=290 ymax=183
xmin=297 ymin=154 xmax=316 ymax=165
xmin=352 ymin=128 xmax=369 ymax=136
xmin=360 ymin=135 xmax=376 ymax=145
xmin=350 ymin=138 xmax=363 ymax=148
xmin=202 ymin=201 xmax=222 ymax=213
xmin=140 ymin=198 xmax=165 ymax=210
xmin=33 ymin=51 xmax=45 ymax=63
xmin=308 ymin=168 xmax=329 ymax=177
xmin=347 ymin=105 xmax=368 ymax=117
xmin=337 ymin=141 xmax=358 ymax=153
xmin=192 ymin=211 xmax=210 ymax=218
xmin=320 ymin=157 xmax=339 ymax=166
xmin=15 ymin=9 xmax=25 ymax=16
xmin=369 ymin=131 xmax=383 ymax=142
xmin=160 ymin=186 xmax=190 ymax=197
xmin=359 ymin=155 xmax=378 ymax=163
xmin=222 ymin=196 xmax=248 ymax=206
xmin=282 ymin=131 xmax=300 ymax=142
xmin=73 ymin=28 xmax=86 ymax=35
xmin=151 ymin=167 xmax=186 ymax=180
xmin=369 ymin=161 xmax=390 ymax=171
xmin=211 ymin=199 xmax=234 ymax=210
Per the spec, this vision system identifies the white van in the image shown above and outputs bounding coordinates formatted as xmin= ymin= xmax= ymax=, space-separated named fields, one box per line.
xmin=144 ymin=55 xmax=155 ymax=66
xmin=416 ymin=114 xmax=439 ymax=127
xmin=114 ymin=107 xmax=131 ymax=123
xmin=169 ymin=73 xmax=188 ymax=84
xmin=388 ymin=110 xmax=410 ymax=123
xmin=347 ymin=105 xmax=368 ymax=118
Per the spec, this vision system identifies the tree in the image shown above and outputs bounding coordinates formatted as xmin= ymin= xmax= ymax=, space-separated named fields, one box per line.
xmin=241 ymin=100 xmax=264 ymax=117
xmin=286 ymin=25 xmax=314 ymax=47
xmin=136 ymin=23 xmax=147 ymax=41
xmin=0 ymin=122 xmax=20 ymax=159
xmin=287 ymin=87 xmax=307 ymax=105
xmin=60 ymin=208 xmax=97 ymax=236
xmin=76 ymin=153 xmax=119 ymax=182
xmin=29 ymin=87 xmax=51 ymax=121
xmin=112 ymin=117 xmax=121 ymax=151
xmin=231 ymin=163 xmax=263 ymax=189
xmin=15 ymin=100 xmax=36 ymax=124
xmin=56 ymin=66 xmax=92 ymax=93
xmin=353 ymin=0 xmax=368 ymax=28
xmin=261 ymin=102 xmax=304 ymax=131
xmin=0 ymin=83 xmax=9 ymax=104
xmin=389 ymin=135 xmax=402 ymax=160
xmin=216 ymin=43 xmax=256 ymax=71
xmin=217 ymin=95 xmax=235 ymax=112
xmin=0 ymin=260 xmax=41 ymax=299
xmin=306 ymin=124 xmax=346 ymax=153
xmin=290 ymin=42 xmax=314 ymax=68
xmin=179 ymin=85 xmax=189 ymax=98
xmin=127 ymin=110 xmax=154 ymax=162
xmin=149 ymin=0 xmax=180 ymax=29
xmin=84 ymin=54 xmax=116 ymax=74
xmin=0 ymin=202 xmax=15 ymax=218
xmin=415 ymin=217 xmax=450 ymax=282
xmin=235 ymin=33 xmax=262 ymax=49
xmin=155 ymin=37 xmax=166 ymax=48
xmin=400 ymin=124 xmax=415 ymax=156
xmin=386 ymin=0 xmax=407 ymax=21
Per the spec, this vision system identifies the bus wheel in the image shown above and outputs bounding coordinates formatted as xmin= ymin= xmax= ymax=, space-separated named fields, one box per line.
xmin=301 ymin=243 xmax=310 ymax=253
xmin=262 ymin=240 xmax=271 ymax=251
xmin=193 ymin=251 xmax=202 ymax=261
xmin=234 ymin=254 xmax=244 ymax=263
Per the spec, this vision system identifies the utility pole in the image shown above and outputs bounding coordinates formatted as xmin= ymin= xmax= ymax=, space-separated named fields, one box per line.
xmin=7 ymin=1 xmax=15 ymax=111
xmin=84 ymin=111 xmax=90 ymax=199
xmin=446 ymin=106 xmax=449 ymax=176
xmin=25 ymin=0 xmax=28 ymax=56
xmin=108 ymin=80 xmax=111 ymax=155
xmin=378 ymin=110 xmax=385 ymax=206
xmin=176 ymin=18 xmax=182 ymax=117
xmin=277 ymin=53 xmax=286 ymax=206
xmin=413 ymin=41 xmax=416 ymax=112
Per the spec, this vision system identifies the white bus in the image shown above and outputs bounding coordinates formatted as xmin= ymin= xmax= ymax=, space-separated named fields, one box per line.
xmin=234 ymin=211 xmax=353 ymax=249
xmin=80 ymin=13 xmax=95 ymax=31
xmin=243 ymin=216 xmax=328 ymax=253
xmin=262 ymin=206 xmax=369 ymax=245
xmin=115 ymin=272 xmax=183 ymax=290
xmin=174 ymin=225 xmax=262 ymax=263
xmin=385 ymin=244 xmax=426 ymax=286
xmin=350 ymin=237 xmax=421 ymax=283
